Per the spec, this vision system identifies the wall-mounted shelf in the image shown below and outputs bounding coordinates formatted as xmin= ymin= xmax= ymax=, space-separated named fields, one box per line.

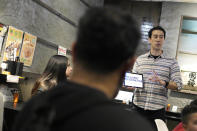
xmin=177 ymin=89 xmax=197 ymax=95
xmin=178 ymin=51 xmax=197 ymax=55
xmin=182 ymin=29 xmax=197 ymax=35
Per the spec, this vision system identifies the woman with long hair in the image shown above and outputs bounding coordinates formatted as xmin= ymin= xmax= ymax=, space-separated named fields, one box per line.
xmin=31 ymin=55 xmax=69 ymax=95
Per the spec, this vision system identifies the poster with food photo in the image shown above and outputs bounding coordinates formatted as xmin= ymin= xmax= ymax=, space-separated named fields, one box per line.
xmin=58 ymin=45 xmax=67 ymax=56
xmin=0 ymin=23 xmax=7 ymax=37
xmin=20 ymin=32 xmax=37 ymax=66
xmin=3 ymin=26 xmax=23 ymax=61
xmin=0 ymin=23 xmax=7 ymax=53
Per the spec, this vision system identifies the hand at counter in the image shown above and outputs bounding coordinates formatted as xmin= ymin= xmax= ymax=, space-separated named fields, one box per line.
xmin=122 ymin=86 xmax=135 ymax=91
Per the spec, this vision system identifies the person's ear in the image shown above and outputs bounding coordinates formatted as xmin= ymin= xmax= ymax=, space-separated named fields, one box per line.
xmin=128 ymin=56 xmax=137 ymax=69
xmin=122 ymin=56 xmax=137 ymax=72
xmin=71 ymin=42 xmax=76 ymax=63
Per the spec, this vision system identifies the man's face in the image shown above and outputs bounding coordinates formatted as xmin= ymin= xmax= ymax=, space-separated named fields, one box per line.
xmin=184 ymin=113 xmax=197 ymax=131
xmin=149 ymin=30 xmax=165 ymax=51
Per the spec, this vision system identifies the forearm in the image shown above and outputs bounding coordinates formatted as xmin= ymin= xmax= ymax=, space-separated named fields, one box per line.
xmin=122 ymin=86 xmax=135 ymax=91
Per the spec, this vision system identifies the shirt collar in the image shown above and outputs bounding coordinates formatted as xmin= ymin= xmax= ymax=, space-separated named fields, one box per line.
xmin=147 ymin=51 xmax=165 ymax=58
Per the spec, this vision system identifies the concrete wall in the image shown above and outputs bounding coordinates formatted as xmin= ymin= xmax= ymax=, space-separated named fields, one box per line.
xmin=0 ymin=0 xmax=103 ymax=74
xmin=0 ymin=0 xmax=103 ymax=101
xmin=105 ymin=1 xmax=162 ymax=56
xmin=160 ymin=2 xmax=197 ymax=109
xmin=84 ymin=0 xmax=104 ymax=7
xmin=130 ymin=2 xmax=162 ymax=56
xmin=134 ymin=0 xmax=197 ymax=3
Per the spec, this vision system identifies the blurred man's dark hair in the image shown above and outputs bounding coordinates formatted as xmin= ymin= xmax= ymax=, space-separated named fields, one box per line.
xmin=75 ymin=7 xmax=140 ymax=73
xmin=148 ymin=26 xmax=166 ymax=39
xmin=182 ymin=99 xmax=197 ymax=124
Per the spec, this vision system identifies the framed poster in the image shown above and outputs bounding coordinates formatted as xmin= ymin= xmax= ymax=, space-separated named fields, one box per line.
xmin=180 ymin=71 xmax=197 ymax=92
xmin=3 ymin=26 xmax=23 ymax=61
xmin=20 ymin=32 xmax=37 ymax=66
xmin=0 ymin=24 xmax=7 ymax=37
xmin=0 ymin=24 xmax=7 ymax=55
xmin=58 ymin=45 xmax=67 ymax=56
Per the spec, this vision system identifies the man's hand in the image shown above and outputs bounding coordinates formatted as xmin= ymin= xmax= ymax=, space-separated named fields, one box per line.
xmin=122 ymin=86 xmax=135 ymax=91
xmin=149 ymin=70 xmax=166 ymax=86
xmin=149 ymin=70 xmax=178 ymax=90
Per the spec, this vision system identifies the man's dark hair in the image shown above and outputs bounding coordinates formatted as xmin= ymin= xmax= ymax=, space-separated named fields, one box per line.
xmin=148 ymin=26 xmax=166 ymax=39
xmin=181 ymin=100 xmax=197 ymax=124
xmin=75 ymin=7 xmax=141 ymax=74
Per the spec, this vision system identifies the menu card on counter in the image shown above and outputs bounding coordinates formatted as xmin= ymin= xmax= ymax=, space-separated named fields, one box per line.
xmin=6 ymin=75 xmax=19 ymax=83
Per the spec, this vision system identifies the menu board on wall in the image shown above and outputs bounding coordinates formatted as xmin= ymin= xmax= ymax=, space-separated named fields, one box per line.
xmin=0 ymin=24 xmax=7 ymax=37
xmin=3 ymin=26 xmax=23 ymax=61
xmin=0 ymin=24 xmax=7 ymax=55
xmin=141 ymin=22 xmax=153 ymax=42
xmin=0 ymin=37 xmax=4 ymax=53
xmin=20 ymin=32 xmax=37 ymax=66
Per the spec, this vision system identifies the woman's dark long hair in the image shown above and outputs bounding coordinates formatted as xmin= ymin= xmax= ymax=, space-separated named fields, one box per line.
xmin=31 ymin=55 xmax=68 ymax=95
